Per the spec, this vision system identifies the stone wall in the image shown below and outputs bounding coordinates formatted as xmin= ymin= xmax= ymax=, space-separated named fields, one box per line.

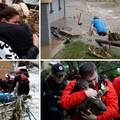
xmin=41 ymin=0 xmax=65 ymax=45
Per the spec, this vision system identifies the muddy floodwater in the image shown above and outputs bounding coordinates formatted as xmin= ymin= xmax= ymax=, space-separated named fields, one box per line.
xmin=42 ymin=0 xmax=120 ymax=58
xmin=66 ymin=0 xmax=120 ymax=32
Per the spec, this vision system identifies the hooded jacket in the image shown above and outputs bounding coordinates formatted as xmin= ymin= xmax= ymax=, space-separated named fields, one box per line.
xmin=0 ymin=23 xmax=38 ymax=59
xmin=113 ymin=76 xmax=120 ymax=119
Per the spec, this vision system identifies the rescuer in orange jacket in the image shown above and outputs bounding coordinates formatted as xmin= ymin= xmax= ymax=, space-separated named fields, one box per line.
xmin=60 ymin=62 xmax=118 ymax=120
xmin=113 ymin=76 xmax=120 ymax=119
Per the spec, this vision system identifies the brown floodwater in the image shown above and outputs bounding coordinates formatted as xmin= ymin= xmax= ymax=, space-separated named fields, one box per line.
xmin=42 ymin=0 xmax=120 ymax=58
xmin=41 ymin=39 xmax=64 ymax=59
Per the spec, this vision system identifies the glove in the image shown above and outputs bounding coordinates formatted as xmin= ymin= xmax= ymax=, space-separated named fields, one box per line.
xmin=84 ymin=88 xmax=97 ymax=99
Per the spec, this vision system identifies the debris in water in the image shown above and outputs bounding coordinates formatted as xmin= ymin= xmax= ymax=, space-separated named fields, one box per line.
xmin=88 ymin=46 xmax=112 ymax=59
xmin=108 ymin=31 xmax=120 ymax=41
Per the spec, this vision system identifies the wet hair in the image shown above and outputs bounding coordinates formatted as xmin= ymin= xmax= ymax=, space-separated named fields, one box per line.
xmin=93 ymin=16 xmax=99 ymax=19
xmin=79 ymin=62 xmax=96 ymax=78
xmin=0 ymin=3 xmax=19 ymax=21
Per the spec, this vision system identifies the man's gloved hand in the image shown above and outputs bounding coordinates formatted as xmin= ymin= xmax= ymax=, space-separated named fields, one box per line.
xmin=84 ymin=88 xmax=97 ymax=99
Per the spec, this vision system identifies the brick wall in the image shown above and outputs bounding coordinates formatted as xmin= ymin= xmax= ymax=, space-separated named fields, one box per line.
xmin=0 ymin=61 xmax=14 ymax=80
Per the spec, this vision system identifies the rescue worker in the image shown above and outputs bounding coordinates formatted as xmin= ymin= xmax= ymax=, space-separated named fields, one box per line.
xmin=89 ymin=16 xmax=108 ymax=36
xmin=60 ymin=62 xmax=118 ymax=120
xmin=113 ymin=76 xmax=120 ymax=119
xmin=41 ymin=63 xmax=67 ymax=120
xmin=10 ymin=67 xmax=30 ymax=96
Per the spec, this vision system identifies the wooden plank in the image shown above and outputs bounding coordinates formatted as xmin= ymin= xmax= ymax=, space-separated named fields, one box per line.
xmin=96 ymin=39 xmax=120 ymax=47
xmin=60 ymin=29 xmax=74 ymax=36
xmin=60 ymin=26 xmax=84 ymax=36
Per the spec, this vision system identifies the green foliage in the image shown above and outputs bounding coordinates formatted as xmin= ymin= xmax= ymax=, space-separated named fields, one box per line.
xmin=62 ymin=62 xmax=80 ymax=80
xmin=41 ymin=61 xmax=120 ymax=82
xmin=107 ymin=70 xmax=120 ymax=81
xmin=63 ymin=61 xmax=120 ymax=81
xmin=53 ymin=36 xmax=120 ymax=59
xmin=54 ymin=41 xmax=98 ymax=59
xmin=97 ymin=62 xmax=120 ymax=81
xmin=41 ymin=67 xmax=51 ymax=80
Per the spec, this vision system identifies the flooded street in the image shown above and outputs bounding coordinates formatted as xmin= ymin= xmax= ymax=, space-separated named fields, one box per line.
xmin=41 ymin=39 xmax=64 ymax=59
xmin=65 ymin=0 xmax=120 ymax=56
xmin=66 ymin=0 xmax=120 ymax=32
xmin=0 ymin=66 xmax=39 ymax=120
xmin=42 ymin=0 xmax=120 ymax=58
xmin=86 ymin=2 xmax=120 ymax=32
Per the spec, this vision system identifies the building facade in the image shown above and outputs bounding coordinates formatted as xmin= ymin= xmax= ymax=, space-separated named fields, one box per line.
xmin=41 ymin=0 xmax=65 ymax=45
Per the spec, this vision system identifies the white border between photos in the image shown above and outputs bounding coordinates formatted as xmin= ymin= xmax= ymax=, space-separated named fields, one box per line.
xmin=41 ymin=59 xmax=120 ymax=62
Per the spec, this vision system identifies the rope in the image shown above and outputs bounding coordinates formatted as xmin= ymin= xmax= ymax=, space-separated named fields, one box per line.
xmin=28 ymin=110 xmax=37 ymax=120
xmin=26 ymin=109 xmax=32 ymax=120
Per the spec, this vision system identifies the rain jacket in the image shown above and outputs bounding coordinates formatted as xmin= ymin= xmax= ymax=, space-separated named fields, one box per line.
xmin=113 ymin=76 xmax=120 ymax=119
xmin=60 ymin=79 xmax=118 ymax=120
xmin=41 ymin=76 xmax=67 ymax=120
